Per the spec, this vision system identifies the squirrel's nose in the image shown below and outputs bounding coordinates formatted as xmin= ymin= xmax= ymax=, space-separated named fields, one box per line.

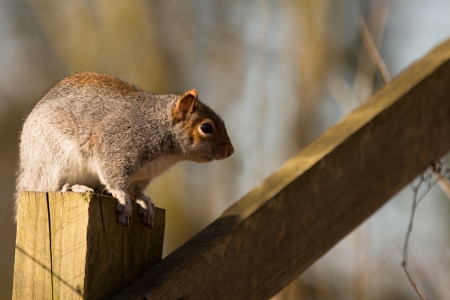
xmin=226 ymin=144 xmax=234 ymax=157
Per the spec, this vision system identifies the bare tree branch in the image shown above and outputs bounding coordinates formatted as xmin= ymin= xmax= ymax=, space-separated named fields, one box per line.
xmin=327 ymin=76 xmax=358 ymax=114
xmin=402 ymin=175 xmax=429 ymax=300
xmin=354 ymin=2 xmax=389 ymax=102
xmin=401 ymin=163 xmax=448 ymax=300
xmin=358 ymin=15 xmax=391 ymax=84
xmin=438 ymin=175 xmax=450 ymax=201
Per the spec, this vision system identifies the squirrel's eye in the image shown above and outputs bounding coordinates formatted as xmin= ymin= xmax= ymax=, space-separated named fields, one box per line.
xmin=200 ymin=123 xmax=213 ymax=134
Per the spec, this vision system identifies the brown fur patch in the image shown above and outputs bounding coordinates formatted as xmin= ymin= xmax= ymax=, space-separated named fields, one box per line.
xmin=190 ymin=122 xmax=203 ymax=144
xmin=62 ymin=72 xmax=138 ymax=96
xmin=85 ymin=133 xmax=100 ymax=153
xmin=180 ymin=119 xmax=199 ymax=144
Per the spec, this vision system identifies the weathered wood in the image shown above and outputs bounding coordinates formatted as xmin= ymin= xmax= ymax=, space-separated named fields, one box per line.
xmin=113 ymin=38 xmax=450 ymax=300
xmin=13 ymin=192 xmax=165 ymax=300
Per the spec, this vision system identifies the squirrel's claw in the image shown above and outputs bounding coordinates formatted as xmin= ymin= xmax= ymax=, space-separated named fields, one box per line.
xmin=117 ymin=202 xmax=132 ymax=226
xmin=114 ymin=190 xmax=132 ymax=227
xmin=135 ymin=196 xmax=154 ymax=227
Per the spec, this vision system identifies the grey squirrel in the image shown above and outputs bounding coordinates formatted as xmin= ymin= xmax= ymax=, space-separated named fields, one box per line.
xmin=16 ymin=72 xmax=234 ymax=226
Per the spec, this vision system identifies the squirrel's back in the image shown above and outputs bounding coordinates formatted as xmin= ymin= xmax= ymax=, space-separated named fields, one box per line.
xmin=17 ymin=73 xmax=143 ymax=188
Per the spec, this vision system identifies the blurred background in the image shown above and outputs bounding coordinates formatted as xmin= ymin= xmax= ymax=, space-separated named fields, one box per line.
xmin=1 ymin=0 xmax=450 ymax=298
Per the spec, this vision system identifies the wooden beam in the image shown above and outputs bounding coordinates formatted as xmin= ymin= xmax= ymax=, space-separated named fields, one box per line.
xmin=112 ymin=38 xmax=450 ymax=300
xmin=13 ymin=192 xmax=165 ymax=300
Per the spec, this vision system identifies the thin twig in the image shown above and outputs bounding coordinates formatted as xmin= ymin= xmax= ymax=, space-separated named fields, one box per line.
xmin=431 ymin=157 xmax=450 ymax=201
xmin=354 ymin=2 xmax=389 ymax=103
xmin=401 ymin=163 xmax=449 ymax=298
xmin=358 ymin=15 xmax=391 ymax=84
xmin=438 ymin=176 xmax=450 ymax=201
xmin=327 ymin=76 xmax=358 ymax=114
xmin=416 ymin=174 xmax=439 ymax=206
xmin=402 ymin=175 xmax=428 ymax=300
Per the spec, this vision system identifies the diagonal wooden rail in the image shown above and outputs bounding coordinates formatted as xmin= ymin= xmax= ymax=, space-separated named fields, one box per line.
xmin=112 ymin=38 xmax=450 ymax=300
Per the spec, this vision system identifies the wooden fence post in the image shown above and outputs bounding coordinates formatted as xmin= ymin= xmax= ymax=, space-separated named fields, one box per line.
xmin=12 ymin=191 xmax=165 ymax=300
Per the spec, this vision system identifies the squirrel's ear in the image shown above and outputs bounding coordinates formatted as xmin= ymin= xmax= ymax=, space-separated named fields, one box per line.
xmin=173 ymin=89 xmax=197 ymax=121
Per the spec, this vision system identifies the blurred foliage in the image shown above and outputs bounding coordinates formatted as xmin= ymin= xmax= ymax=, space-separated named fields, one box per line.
xmin=30 ymin=0 xmax=168 ymax=91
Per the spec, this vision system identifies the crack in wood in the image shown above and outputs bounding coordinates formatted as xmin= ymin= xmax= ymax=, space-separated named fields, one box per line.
xmin=45 ymin=193 xmax=54 ymax=300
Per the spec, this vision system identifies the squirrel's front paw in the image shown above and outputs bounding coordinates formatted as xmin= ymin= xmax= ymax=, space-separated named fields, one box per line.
xmin=62 ymin=183 xmax=94 ymax=193
xmin=117 ymin=202 xmax=132 ymax=226
xmin=135 ymin=196 xmax=155 ymax=227
xmin=113 ymin=190 xmax=132 ymax=226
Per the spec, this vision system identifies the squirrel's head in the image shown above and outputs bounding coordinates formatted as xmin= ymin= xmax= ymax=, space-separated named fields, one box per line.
xmin=171 ymin=89 xmax=234 ymax=163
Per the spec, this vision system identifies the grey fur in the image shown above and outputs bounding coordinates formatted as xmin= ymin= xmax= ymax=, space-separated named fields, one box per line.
xmin=16 ymin=72 xmax=233 ymax=226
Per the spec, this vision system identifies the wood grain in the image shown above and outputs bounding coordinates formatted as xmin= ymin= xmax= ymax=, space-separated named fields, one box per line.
xmin=112 ymin=38 xmax=450 ymax=300
xmin=13 ymin=192 xmax=165 ymax=300
xmin=13 ymin=192 xmax=52 ymax=299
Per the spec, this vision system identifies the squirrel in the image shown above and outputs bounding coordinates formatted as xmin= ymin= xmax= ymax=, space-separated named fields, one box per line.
xmin=16 ymin=72 xmax=234 ymax=227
